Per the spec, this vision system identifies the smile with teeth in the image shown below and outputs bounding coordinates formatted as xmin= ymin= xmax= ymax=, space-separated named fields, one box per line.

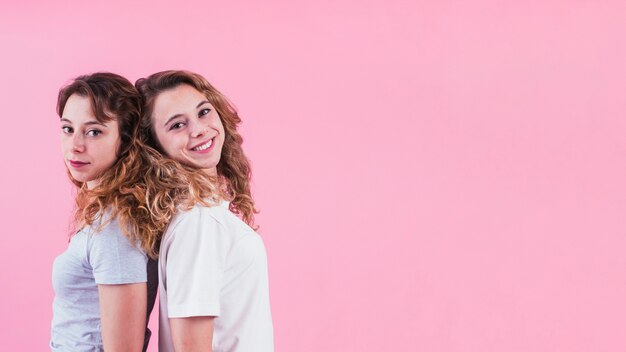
xmin=191 ymin=138 xmax=214 ymax=151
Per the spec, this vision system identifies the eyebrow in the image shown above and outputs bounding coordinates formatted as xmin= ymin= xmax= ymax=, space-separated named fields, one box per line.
xmin=60 ymin=118 xmax=107 ymax=127
xmin=163 ymin=114 xmax=183 ymax=127
xmin=163 ymin=100 xmax=211 ymax=127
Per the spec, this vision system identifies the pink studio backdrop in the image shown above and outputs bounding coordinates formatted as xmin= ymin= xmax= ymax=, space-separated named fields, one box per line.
xmin=1 ymin=1 xmax=626 ymax=351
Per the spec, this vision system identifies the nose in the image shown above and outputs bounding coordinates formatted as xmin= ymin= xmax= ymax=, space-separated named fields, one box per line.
xmin=71 ymin=133 xmax=85 ymax=153
xmin=189 ymin=119 xmax=207 ymax=138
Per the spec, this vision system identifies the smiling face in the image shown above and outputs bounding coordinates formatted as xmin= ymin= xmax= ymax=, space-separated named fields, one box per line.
xmin=150 ymin=84 xmax=225 ymax=175
xmin=60 ymin=94 xmax=120 ymax=189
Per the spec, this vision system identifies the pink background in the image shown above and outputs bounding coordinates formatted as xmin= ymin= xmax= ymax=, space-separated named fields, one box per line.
xmin=1 ymin=1 xmax=626 ymax=351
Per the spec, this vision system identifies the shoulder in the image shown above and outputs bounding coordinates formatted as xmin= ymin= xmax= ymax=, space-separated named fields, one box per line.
xmin=86 ymin=216 xmax=127 ymax=244
xmin=162 ymin=201 xmax=253 ymax=248
xmin=85 ymin=216 xmax=145 ymax=257
xmin=167 ymin=202 xmax=233 ymax=234
xmin=84 ymin=216 xmax=147 ymax=283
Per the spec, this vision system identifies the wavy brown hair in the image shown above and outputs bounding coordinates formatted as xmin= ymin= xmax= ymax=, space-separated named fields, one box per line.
xmin=135 ymin=70 xmax=257 ymax=227
xmin=57 ymin=72 xmax=222 ymax=258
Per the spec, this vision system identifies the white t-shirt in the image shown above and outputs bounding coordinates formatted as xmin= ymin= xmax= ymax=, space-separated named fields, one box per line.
xmin=158 ymin=201 xmax=274 ymax=352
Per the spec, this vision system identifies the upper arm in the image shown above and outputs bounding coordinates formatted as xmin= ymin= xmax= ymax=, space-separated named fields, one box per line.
xmin=90 ymin=221 xmax=148 ymax=285
xmin=98 ymin=283 xmax=147 ymax=352
xmin=88 ymin=220 xmax=149 ymax=351
xmin=166 ymin=211 xmax=225 ymax=318
xmin=169 ymin=316 xmax=215 ymax=352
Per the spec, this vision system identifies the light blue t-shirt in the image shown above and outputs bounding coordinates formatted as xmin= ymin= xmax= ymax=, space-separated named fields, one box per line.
xmin=50 ymin=217 xmax=147 ymax=351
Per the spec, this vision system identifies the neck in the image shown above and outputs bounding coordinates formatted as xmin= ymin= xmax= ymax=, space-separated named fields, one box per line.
xmin=86 ymin=179 xmax=99 ymax=190
xmin=203 ymin=167 xmax=218 ymax=177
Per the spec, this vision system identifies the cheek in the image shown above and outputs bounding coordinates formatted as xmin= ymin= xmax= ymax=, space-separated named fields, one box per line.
xmin=60 ymin=136 xmax=72 ymax=152
xmin=217 ymin=121 xmax=226 ymax=143
xmin=156 ymin=133 xmax=183 ymax=156
xmin=95 ymin=140 xmax=119 ymax=166
xmin=214 ymin=115 xmax=225 ymax=131
xmin=109 ymin=141 xmax=121 ymax=161
xmin=153 ymin=129 xmax=168 ymax=150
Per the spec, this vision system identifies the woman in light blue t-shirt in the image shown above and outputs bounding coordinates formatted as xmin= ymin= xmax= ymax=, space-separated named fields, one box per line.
xmin=50 ymin=73 xmax=160 ymax=352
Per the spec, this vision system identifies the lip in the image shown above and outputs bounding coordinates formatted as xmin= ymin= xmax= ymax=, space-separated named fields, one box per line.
xmin=189 ymin=137 xmax=216 ymax=154
xmin=69 ymin=160 xmax=90 ymax=168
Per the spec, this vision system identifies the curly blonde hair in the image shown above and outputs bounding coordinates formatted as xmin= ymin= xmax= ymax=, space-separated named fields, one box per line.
xmin=57 ymin=72 xmax=222 ymax=258
xmin=135 ymin=70 xmax=258 ymax=228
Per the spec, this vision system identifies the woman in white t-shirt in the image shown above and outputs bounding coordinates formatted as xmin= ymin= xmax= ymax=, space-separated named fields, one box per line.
xmin=135 ymin=70 xmax=274 ymax=352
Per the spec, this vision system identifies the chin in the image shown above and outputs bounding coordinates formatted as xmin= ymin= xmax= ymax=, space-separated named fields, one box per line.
xmin=67 ymin=171 xmax=83 ymax=181
xmin=186 ymin=158 xmax=217 ymax=170
xmin=199 ymin=162 xmax=219 ymax=171
xmin=70 ymin=170 xmax=96 ymax=183
xmin=72 ymin=176 xmax=89 ymax=183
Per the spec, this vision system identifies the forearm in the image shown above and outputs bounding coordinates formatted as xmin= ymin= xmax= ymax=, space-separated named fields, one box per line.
xmin=170 ymin=316 xmax=215 ymax=352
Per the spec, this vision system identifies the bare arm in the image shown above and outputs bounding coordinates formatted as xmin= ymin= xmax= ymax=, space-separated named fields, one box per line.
xmin=170 ymin=316 xmax=215 ymax=352
xmin=98 ymin=283 xmax=147 ymax=352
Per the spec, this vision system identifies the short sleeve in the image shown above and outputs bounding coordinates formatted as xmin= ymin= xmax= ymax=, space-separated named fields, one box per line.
xmin=165 ymin=209 xmax=226 ymax=318
xmin=89 ymin=220 xmax=148 ymax=285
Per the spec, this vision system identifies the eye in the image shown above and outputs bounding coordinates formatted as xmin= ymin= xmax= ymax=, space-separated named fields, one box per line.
xmin=169 ymin=121 xmax=186 ymax=131
xmin=86 ymin=129 xmax=102 ymax=137
xmin=61 ymin=126 xmax=73 ymax=134
xmin=199 ymin=108 xmax=211 ymax=117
